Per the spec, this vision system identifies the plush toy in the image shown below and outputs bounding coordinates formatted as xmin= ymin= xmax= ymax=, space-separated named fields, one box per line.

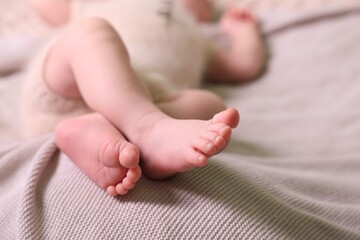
xmin=21 ymin=0 xmax=211 ymax=137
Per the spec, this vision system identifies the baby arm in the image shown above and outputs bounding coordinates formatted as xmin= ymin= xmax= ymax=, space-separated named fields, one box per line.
xmin=28 ymin=0 xmax=71 ymax=26
xmin=205 ymin=8 xmax=266 ymax=84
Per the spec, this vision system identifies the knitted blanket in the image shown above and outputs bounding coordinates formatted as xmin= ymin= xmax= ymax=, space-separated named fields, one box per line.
xmin=1 ymin=5 xmax=360 ymax=240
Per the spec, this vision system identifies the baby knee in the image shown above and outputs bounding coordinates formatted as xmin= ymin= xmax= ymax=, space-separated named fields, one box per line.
xmin=66 ymin=17 xmax=128 ymax=56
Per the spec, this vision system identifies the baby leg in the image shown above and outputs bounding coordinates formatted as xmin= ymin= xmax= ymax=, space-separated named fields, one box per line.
xmin=157 ymin=89 xmax=228 ymax=120
xmin=43 ymin=17 xmax=239 ymax=180
xmin=218 ymin=8 xmax=266 ymax=82
xmin=55 ymin=113 xmax=141 ymax=196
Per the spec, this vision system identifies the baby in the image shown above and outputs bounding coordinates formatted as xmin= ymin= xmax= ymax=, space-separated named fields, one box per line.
xmin=24 ymin=0 xmax=265 ymax=196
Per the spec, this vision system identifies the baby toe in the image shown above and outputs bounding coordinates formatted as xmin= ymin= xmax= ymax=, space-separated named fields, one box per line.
xmin=119 ymin=144 xmax=140 ymax=169
xmin=122 ymin=178 xmax=136 ymax=190
xmin=127 ymin=166 xmax=142 ymax=183
xmin=195 ymin=138 xmax=218 ymax=156
xmin=116 ymin=184 xmax=129 ymax=195
xmin=186 ymin=148 xmax=208 ymax=167
xmin=208 ymin=123 xmax=232 ymax=141
xmin=212 ymin=108 xmax=240 ymax=128
xmin=201 ymin=132 xmax=226 ymax=150
xmin=106 ymin=186 xmax=118 ymax=196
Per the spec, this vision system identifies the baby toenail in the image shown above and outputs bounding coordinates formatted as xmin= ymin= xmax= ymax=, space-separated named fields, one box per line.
xmin=206 ymin=143 xmax=213 ymax=150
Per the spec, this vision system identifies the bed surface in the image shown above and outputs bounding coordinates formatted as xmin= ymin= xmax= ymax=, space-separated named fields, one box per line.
xmin=1 ymin=1 xmax=360 ymax=239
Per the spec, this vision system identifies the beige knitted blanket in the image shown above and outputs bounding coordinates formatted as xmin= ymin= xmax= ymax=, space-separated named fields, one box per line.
xmin=2 ymin=2 xmax=360 ymax=240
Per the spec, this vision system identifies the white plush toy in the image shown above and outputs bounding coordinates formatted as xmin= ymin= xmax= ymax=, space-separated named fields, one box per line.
xmin=21 ymin=0 xmax=211 ymax=137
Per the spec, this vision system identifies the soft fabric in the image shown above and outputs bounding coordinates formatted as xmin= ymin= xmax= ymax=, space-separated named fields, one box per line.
xmin=20 ymin=0 xmax=209 ymax=137
xmin=2 ymin=5 xmax=360 ymax=240
xmin=71 ymin=0 xmax=208 ymax=90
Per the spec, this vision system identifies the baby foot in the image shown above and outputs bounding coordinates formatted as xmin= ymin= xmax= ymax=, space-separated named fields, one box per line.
xmin=132 ymin=108 xmax=239 ymax=180
xmin=219 ymin=7 xmax=266 ymax=81
xmin=55 ymin=113 xmax=142 ymax=196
